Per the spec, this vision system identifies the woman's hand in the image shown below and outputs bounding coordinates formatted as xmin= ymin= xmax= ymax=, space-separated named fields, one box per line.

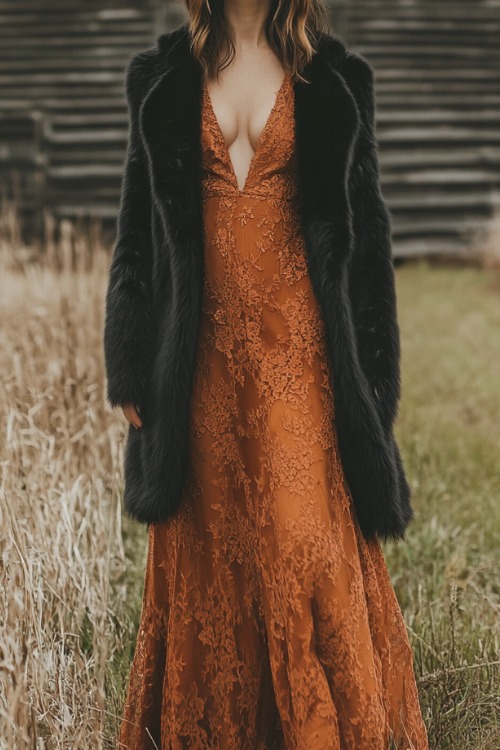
xmin=122 ymin=403 xmax=143 ymax=430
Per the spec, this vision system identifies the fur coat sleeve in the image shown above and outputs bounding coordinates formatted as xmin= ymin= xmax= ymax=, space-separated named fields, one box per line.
xmin=343 ymin=52 xmax=402 ymax=433
xmin=103 ymin=51 xmax=156 ymax=411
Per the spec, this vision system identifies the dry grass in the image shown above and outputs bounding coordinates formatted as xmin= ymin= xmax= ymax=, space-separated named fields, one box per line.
xmin=0 ymin=242 xmax=147 ymax=747
xmin=0 ymin=217 xmax=499 ymax=748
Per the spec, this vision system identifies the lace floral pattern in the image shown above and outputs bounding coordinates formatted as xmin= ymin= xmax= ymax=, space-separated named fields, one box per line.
xmin=117 ymin=73 xmax=429 ymax=750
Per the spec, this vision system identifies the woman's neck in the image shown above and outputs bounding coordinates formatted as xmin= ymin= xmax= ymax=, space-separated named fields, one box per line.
xmin=223 ymin=0 xmax=272 ymax=50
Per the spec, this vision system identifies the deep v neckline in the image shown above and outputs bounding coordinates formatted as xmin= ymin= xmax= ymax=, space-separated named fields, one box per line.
xmin=204 ymin=72 xmax=289 ymax=195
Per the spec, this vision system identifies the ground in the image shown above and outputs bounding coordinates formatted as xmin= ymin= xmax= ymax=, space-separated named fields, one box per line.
xmin=0 ymin=248 xmax=499 ymax=749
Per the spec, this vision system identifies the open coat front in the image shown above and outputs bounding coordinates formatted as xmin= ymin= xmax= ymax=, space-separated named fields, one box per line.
xmin=103 ymin=21 xmax=414 ymax=542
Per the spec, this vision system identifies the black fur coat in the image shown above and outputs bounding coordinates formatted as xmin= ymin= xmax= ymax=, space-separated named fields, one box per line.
xmin=103 ymin=20 xmax=415 ymax=542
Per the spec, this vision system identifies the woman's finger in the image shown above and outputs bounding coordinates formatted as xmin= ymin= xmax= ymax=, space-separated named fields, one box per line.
xmin=123 ymin=404 xmax=142 ymax=429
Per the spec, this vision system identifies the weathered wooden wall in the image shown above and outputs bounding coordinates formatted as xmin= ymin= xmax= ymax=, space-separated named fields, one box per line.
xmin=342 ymin=0 xmax=500 ymax=258
xmin=1 ymin=0 xmax=499 ymax=257
xmin=0 ymin=0 xmax=182 ymax=243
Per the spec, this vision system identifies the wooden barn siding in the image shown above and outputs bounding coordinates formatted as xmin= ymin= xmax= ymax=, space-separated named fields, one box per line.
xmin=0 ymin=0 xmax=184 ymax=243
xmin=342 ymin=0 xmax=500 ymax=258
xmin=1 ymin=0 xmax=499 ymax=257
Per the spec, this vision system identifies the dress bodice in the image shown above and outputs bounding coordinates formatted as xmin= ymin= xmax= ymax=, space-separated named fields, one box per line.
xmin=201 ymin=72 xmax=298 ymax=201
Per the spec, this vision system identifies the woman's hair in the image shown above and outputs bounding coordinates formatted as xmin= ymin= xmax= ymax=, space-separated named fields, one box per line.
xmin=184 ymin=0 xmax=331 ymax=82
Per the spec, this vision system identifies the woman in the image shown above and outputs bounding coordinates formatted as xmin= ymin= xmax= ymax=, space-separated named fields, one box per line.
xmin=104 ymin=1 xmax=429 ymax=748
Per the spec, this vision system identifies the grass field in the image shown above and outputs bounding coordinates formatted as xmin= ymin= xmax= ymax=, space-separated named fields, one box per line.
xmin=1 ymin=247 xmax=499 ymax=749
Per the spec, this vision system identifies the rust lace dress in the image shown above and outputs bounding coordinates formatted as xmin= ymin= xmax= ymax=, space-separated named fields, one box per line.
xmin=118 ymin=72 xmax=429 ymax=750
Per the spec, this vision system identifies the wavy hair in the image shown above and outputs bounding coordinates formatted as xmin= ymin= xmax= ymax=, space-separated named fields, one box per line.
xmin=184 ymin=0 xmax=331 ymax=83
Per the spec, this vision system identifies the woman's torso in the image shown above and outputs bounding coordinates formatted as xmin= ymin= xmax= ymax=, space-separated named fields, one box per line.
xmin=198 ymin=70 xmax=333 ymax=388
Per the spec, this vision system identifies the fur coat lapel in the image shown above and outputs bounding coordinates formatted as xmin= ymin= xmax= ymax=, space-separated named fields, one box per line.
xmin=103 ymin=21 xmax=415 ymax=543
xmin=139 ymin=22 xmax=360 ymax=270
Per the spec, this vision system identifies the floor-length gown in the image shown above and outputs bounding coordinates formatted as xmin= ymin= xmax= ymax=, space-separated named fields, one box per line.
xmin=117 ymin=71 xmax=429 ymax=750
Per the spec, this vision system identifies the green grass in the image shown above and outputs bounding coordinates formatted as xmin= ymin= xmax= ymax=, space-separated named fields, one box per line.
xmin=384 ymin=260 xmax=500 ymax=749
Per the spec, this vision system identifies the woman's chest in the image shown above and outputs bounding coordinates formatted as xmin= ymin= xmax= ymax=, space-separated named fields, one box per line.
xmin=200 ymin=72 xmax=298 ymax=201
